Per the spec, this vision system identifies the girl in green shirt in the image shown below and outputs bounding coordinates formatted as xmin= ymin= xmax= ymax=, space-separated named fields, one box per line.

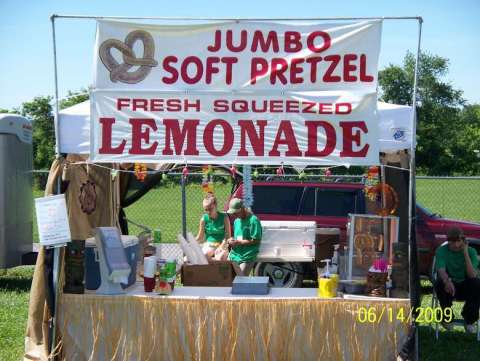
xmin=196 ymin=193 xmax=231 ymax=260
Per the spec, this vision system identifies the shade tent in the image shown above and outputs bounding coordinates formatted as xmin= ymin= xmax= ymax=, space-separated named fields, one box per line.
xmin=58 ymin=100 xmax=413 ymax=155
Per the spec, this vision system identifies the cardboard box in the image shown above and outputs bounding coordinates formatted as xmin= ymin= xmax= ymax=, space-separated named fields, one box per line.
xmin=181 ymin=261 xmax=239 ymax=287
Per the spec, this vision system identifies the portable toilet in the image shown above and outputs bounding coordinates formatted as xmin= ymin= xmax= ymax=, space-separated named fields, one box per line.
xmin=0 ymin=114 xmax=33 ymax=268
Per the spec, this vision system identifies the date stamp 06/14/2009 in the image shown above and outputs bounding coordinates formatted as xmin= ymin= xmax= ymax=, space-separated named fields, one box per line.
xmin=356 ymin=306 xmax=453 ymax=324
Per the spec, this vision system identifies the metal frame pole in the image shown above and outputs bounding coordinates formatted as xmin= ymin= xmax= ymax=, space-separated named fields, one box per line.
xmin=50 ymin=14 xmax=422 ymax=21
xmin=49 ymin=15 xmax=63 ymax=361
xmin=181 ymin=175 xmax=187 ymax=239
xmin=408 ymin=17 xmax=423 ymax=361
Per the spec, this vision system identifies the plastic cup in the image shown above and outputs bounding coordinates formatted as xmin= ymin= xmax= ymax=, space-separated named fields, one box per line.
xmin=153 ymin=229 xmax=162 ymax=244
xmin=144 ymin=277 xmax=155 ymax=292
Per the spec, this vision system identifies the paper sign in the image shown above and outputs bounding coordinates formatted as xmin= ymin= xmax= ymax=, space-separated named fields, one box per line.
xmin=35 ymin=194 xmax=72 ymax=247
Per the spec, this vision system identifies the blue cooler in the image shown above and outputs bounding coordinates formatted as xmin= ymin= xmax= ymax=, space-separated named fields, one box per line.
xmin=85 ymin=235 xmax=139 ymax=290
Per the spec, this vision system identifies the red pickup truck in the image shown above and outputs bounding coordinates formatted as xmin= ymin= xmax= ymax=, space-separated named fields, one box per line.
xmin=227 ymin=181 xmax=480 ymax=284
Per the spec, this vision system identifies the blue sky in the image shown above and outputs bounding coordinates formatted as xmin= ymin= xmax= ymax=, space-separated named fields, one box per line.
xmin=1 ymin=0 xmax=479 ymax=110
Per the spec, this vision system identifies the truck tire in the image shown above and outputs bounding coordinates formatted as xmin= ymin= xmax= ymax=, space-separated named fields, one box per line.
xmin=254 ymin=262 xmax=304 ymax=288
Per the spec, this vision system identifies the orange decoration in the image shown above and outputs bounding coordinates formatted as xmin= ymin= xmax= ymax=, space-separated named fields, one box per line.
xmin=134 ymin=163 xmax=147 ymax=182
xmin=365 ymin=183 xmax=399 ymax=216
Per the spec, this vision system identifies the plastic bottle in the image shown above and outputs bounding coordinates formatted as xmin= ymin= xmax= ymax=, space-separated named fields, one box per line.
xmin=331 ymin=244 xmax=339 ymax=274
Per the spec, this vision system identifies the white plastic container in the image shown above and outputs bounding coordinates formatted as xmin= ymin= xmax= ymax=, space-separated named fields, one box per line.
xmin=258 ymin=221 xmax=316 ymax=262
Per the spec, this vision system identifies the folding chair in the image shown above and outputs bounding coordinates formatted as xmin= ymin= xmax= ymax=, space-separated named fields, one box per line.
xmin=430 ymin=244 xmax=480 ymax=341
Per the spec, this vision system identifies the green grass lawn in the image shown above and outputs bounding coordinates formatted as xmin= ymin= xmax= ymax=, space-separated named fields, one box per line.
xmin=0 ymin=266 xmax=34 ymax=361
xmin=418 ymin=280 xmax=480 ymax=360
xmin=416 ymin=178 xmax=480 ymax=223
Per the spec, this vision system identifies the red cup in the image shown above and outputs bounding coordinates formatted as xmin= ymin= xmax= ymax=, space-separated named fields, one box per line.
xmin=144 ymin=277 xmax=155 ymax=292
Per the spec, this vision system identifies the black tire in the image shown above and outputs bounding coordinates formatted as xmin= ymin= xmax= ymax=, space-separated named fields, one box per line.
xmin=254 ymin=262 xmax=304 ymax=288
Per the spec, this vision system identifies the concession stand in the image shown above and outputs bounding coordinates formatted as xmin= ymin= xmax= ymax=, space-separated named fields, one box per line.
xmin=25 ymin=15 xmax=423 ymax=361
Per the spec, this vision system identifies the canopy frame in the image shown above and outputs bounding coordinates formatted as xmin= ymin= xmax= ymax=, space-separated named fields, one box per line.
xmin=49 ymin=14 xmax=423 ymax=361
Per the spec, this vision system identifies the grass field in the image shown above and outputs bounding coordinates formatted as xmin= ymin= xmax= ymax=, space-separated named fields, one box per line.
xmin=9 ymin=177 xmax=479 ymax=360
xmin=416 ymin=177 xmax=480 ymax=223
xmin=418 ymin=280 xmax=480 ymax=360
xmin=0 ymin=266 xmax=34 ymax=361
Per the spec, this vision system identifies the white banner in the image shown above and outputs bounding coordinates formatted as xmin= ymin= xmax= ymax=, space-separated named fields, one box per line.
xmin=91 ymin=20 xmax=382 ymax=165
xmin=94 ymin=20 xmax=381 ymax=91
xmin=90 ymin=90 xmax=379 ymax=165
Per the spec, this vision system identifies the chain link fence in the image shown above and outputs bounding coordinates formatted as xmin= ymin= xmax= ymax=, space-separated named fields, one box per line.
xmin=416 ymin=176 xmax=480 ymax=223
xmin=31 ymin=171 xmax=480 ymax=242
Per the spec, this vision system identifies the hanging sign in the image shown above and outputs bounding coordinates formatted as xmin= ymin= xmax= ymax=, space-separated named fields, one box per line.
xmin=35 ymin=194 xmax=72 ymax=247
xmin=91 ymin=20 xmax=382 ymax=165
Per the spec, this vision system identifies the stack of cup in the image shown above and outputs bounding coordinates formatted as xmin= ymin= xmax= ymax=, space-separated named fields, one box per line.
xmin=144 ymin=256 xmax=156 ymax=292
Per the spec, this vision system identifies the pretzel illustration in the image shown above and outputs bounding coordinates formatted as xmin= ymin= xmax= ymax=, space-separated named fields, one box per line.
xmin=354 ymin=233 xmax=375 ymax=266
xmin=99 ymin=30 xmax=158 ymax=84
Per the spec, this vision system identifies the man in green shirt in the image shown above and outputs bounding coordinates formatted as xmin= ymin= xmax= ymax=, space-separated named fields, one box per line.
xmin=435 ymin=227 xmax=480 ymax=333
xmin=226 ymin=198 xmax=262 ymax=276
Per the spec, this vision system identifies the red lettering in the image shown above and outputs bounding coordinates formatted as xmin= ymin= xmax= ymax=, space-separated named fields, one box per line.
xmin=251 ymin=31 xmax=279 ymax=52
xmin=213 ymin=99 xmax=229 ymax=112
xmin=340 ymin=121 xmax=369 ymax=157
xmin=268 ymin=121 xmax=302 ymax=157
xmin=222 ymin=57 xmax=238 ymax=85
xmin=360 ymin=54 xmax=374 ymax=82
xmin=290 ymin=58 xmax=304 ymax=84
xmin=184 ymin=99 xmax=201 ymax=112
xmin=226 ymin=30 xmax=247 ymax=52
xmin=162 ymin=119 xmax=199 ymax=155
xmin=207 ymin=30 xmax=222 ymax=52
xmin=181 ymin=56 xmax=203 ymax=84
xmin=238 ymin=120 xmax=267 ymax=156
xmin=307 ymin=31 xmax=331 ymax=53
xmin=306 ymin=57 xmax=322 ymax=82
xmin=150 ymin=99 xmax=163 ymax=112
xmin=270 ymin=58 xmax=288 ymax=85
xmin=269 ymin=100 xmax=283 ymax=113
xmin=132 ymin=99 xmax=148 ymax=111
xmin=335 ymin=103 xmax=352 ymax=114
xmin=286 ymin=100 xmax=299 ymax=113
xmin=203 ymin=119 xmax=234 ymax=156
xmin=129 ymin=118 xmax=158 ymax=155
xmin=162 ymin=56 xmax=179 ymax=84
xmin=343 ymin=54 xmax=358 ymax=82
xmin=117 ymin=98 xmax=130 ymax=111
xmin=166 ymin=99 xmax=181 ymax=112
xmin=323 ymin=55 xmax=341 ymax=82
xmin=205 ymin=57 xmax=220 ymax=84
xmin=250 ymin=57 xmax=269 ymax=84
xmin=284 ymin=31 xmax=302 ymax=52
xmin=98 ymin=117 xmax=126 ymax=154
xmin=318 ymin=103 xmax=333 ymax=114
xmin=302 ymin=102 xmax=316 ymax=114
xmin=305 ymin=121 xmax=336 ymax=157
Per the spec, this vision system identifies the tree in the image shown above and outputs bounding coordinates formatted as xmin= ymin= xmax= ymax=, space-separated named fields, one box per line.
xmin=21 ymin=96 xmax=55 ymax=170
xmin=19 ymin=89 xmax=89 ymax=170
xmin=379 ymin=52 xmax=479 ymax=175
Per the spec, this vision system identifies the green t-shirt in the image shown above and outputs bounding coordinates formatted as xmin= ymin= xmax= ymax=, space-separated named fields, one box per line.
xmin=229 ymin=214 xmax=262 ymax=263
xmin=435 ymin=244 xmax=479 ymax=282
xmin=202 ymin=212 xmax=226 ymax=243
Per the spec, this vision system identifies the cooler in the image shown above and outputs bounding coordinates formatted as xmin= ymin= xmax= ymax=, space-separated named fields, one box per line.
xmin=257 ymin=221 xmax=316 ymax=261
xmin=85 ymin=235 xmax=139 ymax=290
